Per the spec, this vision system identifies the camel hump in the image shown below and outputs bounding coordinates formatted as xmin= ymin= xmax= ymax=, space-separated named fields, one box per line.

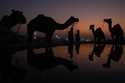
xmin=104 ymin=18 xmax=112 ymax=23
xmin=30 ymin=14 xmax=56 ymax=25
xmin=113 ymin=24 xmax=123 ymax=34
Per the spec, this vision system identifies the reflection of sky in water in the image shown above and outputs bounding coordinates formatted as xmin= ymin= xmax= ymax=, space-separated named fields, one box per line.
xmin=14 ymin=44 xmax=125 ymax=70
xmin=12 ymin=44 xmax=125 ymax=81
xmin=54 ymin=44 xmax=125 ymax=71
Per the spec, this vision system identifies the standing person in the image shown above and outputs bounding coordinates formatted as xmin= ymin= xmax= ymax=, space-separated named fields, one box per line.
xmin=68 ymin=27 xmax=74 ymax=43
xmin=75 ymin=30 xmax=80 ymax=43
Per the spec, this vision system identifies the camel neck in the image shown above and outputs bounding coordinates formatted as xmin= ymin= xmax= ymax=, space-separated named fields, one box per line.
xmin=108 ymin=23 xmax=112 ymax=32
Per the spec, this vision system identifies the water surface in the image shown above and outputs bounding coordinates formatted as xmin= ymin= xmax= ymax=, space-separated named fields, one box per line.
xmin=2 ymin=44 xmax=125 ymax=82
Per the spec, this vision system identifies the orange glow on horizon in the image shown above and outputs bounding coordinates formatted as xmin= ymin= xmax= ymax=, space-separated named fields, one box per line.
xmin=54 ymin=17 xmax=125 ymax=39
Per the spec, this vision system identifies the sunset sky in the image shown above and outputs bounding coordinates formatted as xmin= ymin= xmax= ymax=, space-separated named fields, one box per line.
xmin=0 ymin=0 xmax=125 ymax=39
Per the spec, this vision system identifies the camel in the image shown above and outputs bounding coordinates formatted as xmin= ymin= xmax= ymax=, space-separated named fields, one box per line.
xmin=104 ymin=18 xmax=124 ymax=44
xmin=89 ymin=25 xmax=105 ymax=43
xmin=27 ymin=14 xmax=79 ymax=42
xmin=0 ymin=9 xmax=26 ymax=44
xmin=0 ymin=9 xmax=26 ymax=31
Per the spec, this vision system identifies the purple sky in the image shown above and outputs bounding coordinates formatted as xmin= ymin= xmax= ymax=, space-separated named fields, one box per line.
xmin=0 ymin=0 xmax=125 ymax=38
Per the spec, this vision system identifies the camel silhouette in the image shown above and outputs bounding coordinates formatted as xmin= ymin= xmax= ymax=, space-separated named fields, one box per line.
xmin=75 ymin=29 xmax=80 ymax=43
xmin=89 ymin=25 xmax=105 ymax=43
xmin=104 ymin=18 xmax=124 ymax=44
xmin=0 ymin=9 xmax=26 ymax=30
xmin=0 ymin=9 xmax=26 ymax=44
xmin=27 ymin=15 xmax=79 ymax=42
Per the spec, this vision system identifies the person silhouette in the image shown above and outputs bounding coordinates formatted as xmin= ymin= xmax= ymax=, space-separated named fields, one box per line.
xmin=75 ymin=30 xmax=80 ymax=43
xmin=102 ymin=44 xmax=123 ymax=68
xmin=68 ymin=27 xmax=74 ymax=43
xmin=88 ymin=43 xmax=105 ymax=61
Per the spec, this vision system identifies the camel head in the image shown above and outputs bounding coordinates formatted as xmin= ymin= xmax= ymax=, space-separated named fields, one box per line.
xmin=68 ymin=16 xmax=79 ymax=25
xmin=10 ymin=9 xmax=27 ymax=24
xmin=89 ymin=25 xmax=95 ymax=30
xmin=96 ymin=27 xmax=102 ymax=31
xmin=104 ymin=18 xmax=112 ymax=24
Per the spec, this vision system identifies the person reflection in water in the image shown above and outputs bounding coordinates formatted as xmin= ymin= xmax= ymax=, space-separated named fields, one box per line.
xmin=75 ymin=43 xmax=80 ymax=55
xmin=27 ymin=47 xmax=78 ymax=71
xmin=67 ymin=43 xmax=74 ymax=59
xmin=103 ymin=44 xmax=123 ymax=68
xmin=88 ymin=43 xmax=105 ymax=61
xmin=67 ymin=26 xmax=74 ymax=59
xmin=75 ymin=29 xmax=80 ymax=55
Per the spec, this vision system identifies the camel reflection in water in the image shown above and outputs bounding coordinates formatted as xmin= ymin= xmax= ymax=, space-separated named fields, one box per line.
xmin=27 ymin=47 xmax=78 ymax=71
xmin=103 ymin=44 xmax=123 ymax=68
xmin=88 ymin=43 xmax=123 ymax=68
xmin=88 ymin=43 xmax=106 ymax=61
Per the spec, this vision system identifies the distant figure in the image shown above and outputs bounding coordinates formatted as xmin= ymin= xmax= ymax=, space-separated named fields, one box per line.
xmin=75 ymin=29 xmax=80 ymax=43
xmin=68 ymin=27 xmax=74 ymax=43
xmin=88 ymin=44 xmax=105 ymax=61
xmin=28 ymin=15 xmax=79 ymax=42
xmin=89 ymin=25 xmax=105 ymax=43
xmin=104 ymin=18 xmax=124 ymax=44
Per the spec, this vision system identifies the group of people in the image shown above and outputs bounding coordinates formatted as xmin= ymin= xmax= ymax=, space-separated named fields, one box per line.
xmin=68 ymin=26 xmax=80 ymax=43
